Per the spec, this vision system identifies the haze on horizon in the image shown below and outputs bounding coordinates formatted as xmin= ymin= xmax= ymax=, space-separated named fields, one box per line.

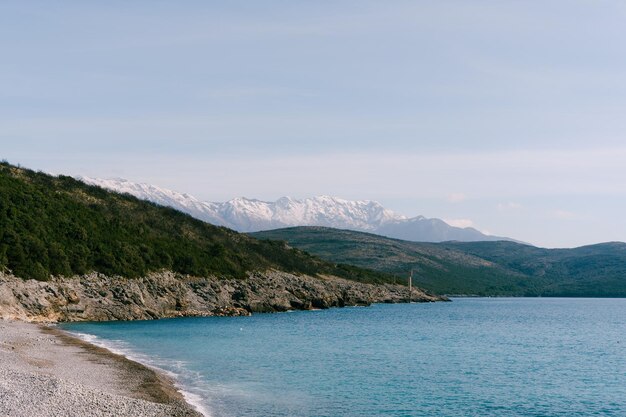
xmin=2 ymin=1 xmax=626 ymax=248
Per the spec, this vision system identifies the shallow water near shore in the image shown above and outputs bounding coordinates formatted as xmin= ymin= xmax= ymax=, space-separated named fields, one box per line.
xmin=61 ymin=298 xmax=626 ymax=416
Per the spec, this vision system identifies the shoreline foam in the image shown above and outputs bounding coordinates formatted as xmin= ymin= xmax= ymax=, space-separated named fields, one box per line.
xmin=65 ymin=328 xmax=213 ymax=417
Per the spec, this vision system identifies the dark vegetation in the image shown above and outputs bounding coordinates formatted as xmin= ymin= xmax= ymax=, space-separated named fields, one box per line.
xmin=0 ymin=162 xmax=394 ymax=284
xmin=252 ymin=227 xmax=626 ymax=297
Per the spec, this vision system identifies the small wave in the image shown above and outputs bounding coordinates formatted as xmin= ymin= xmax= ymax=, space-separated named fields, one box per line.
xmin=67 ymin=331 xmax=213 ymax=417
xmin=180 ymin=389 xmax=213 ymax=417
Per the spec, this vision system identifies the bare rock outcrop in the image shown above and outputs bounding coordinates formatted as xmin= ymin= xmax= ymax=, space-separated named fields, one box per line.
xmin=0 ymin=271 xmax=447 ymax=323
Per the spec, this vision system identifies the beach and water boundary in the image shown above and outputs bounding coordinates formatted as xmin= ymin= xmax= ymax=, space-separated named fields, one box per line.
xmin=64 ymin=326 xmax=213 ymax=417
xmin=0 ymin=319 xmax=204 ymax=417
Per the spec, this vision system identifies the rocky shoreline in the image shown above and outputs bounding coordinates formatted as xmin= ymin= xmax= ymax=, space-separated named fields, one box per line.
xmin=0 ymin=270 xmax=447 ymax=323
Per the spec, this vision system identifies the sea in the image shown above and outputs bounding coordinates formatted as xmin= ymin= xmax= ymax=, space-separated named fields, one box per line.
xmin=60 ymin=298 xmax=626 ymax=417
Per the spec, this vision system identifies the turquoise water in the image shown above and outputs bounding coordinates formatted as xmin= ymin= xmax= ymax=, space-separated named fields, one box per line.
xmin=61 ymin=299 xmax=626 ymax=416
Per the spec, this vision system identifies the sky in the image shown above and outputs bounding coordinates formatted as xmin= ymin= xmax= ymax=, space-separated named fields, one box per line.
xmin=2 ymin=1 xmax=626 ymax=248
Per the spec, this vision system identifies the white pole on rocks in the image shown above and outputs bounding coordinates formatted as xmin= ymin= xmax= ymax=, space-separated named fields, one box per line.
xmin=408 ymin=269 xmax=413 ymax=303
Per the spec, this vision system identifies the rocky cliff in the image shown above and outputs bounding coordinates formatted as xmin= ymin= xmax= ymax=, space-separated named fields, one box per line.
xmin=0 ymin=271 xmax=446 ymax=323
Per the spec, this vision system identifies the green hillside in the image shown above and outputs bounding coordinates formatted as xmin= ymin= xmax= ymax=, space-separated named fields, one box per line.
xmin=444 ymin=241 xmax=626 ymax=296
xmin=251 ymin=227 xmax=626 ymax=297
xmin=0 ymin=162 xmax=393 ymax=284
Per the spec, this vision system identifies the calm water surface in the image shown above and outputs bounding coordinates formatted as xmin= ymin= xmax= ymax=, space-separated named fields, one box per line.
xmin=62 ymin=298 xmax=626 ymax=416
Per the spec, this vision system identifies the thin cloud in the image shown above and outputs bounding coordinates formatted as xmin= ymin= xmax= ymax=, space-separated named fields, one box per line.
xmin=447 ymin=193 xmax=467 ymax=203
xmin=497 ymin=202 xmax=522 ymax=211
xmin=552 ymin=210 xmax=577 ymax=220
xmin=444 ymin=218 xmax=474 ymax=228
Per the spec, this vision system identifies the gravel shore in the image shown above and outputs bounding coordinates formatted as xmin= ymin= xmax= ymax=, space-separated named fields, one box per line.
xmin=0 ymin=320 xmax=202 ymax=417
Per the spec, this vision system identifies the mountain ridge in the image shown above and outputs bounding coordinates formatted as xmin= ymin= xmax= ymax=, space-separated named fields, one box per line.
xmin=80 ymin=177 xmax=513 ymax=243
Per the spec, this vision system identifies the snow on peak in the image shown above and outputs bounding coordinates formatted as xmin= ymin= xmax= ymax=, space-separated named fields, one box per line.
xmin=78 ymin=177 xmax=404 ymax=232
xmin=77 ymin=176 xmax=507 ymax=242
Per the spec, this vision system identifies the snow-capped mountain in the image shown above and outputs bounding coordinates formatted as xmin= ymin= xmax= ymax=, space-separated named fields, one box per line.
xmin=79 ymin=177 xmax=510 ymax=242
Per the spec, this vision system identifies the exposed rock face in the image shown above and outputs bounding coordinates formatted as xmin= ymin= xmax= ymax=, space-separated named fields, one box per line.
xmin=0 ymin=271 xmax=446 ymax=323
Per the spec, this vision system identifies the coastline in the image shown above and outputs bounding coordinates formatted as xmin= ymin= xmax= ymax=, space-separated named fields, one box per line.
xmin=0 ymin=319 xmax=203 ymax=417
xmin=0 ymin=270 xmax=446 ymax=323
xmin=63 ymin=325 xmax=212 ymax=417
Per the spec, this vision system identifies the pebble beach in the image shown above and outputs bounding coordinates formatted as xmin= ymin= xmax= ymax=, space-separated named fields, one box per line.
xmin=0 ymin=320 xmax=202 ymax=417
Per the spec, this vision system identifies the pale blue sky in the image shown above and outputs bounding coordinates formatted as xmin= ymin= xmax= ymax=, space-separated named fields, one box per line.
xmin=2 ymin=1 xmax=626 ymax=247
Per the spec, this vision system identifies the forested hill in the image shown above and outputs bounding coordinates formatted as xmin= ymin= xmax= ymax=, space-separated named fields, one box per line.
xmin=251 ymin=227 xmax=626 ymax=297
xmin=0 ymin=162 xmax=392 ymax=284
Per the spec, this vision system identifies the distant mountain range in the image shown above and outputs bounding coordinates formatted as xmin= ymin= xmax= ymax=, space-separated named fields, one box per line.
xmin=79 ymin=177 xmax=513 ymax=243
xmin=252 ymin=227 xmax=626 ymax=297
